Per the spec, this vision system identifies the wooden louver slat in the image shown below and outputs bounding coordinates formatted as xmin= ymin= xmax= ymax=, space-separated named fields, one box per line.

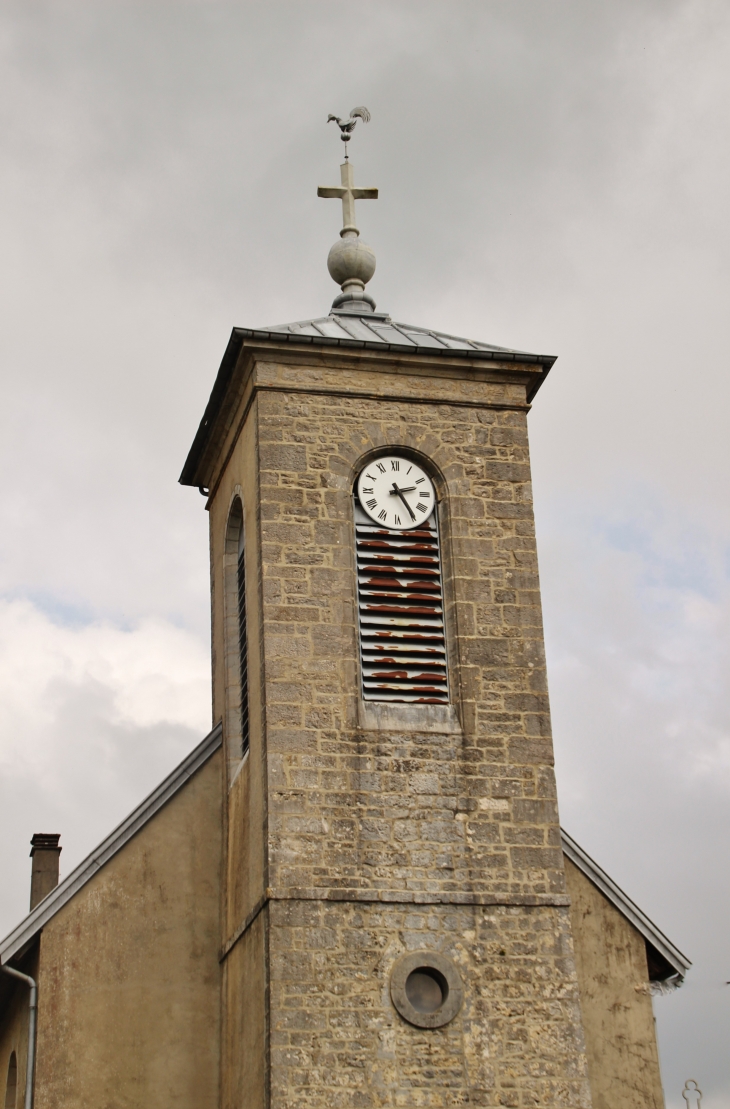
xmin=355 ymin=503 xmax=449 ymax=704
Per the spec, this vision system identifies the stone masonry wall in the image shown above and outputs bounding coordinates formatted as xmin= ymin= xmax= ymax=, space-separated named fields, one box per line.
xmin=256 ymin=368 xmax=565 ymax=906
xmin=269 ymin=898 xmax=589 ymax=1109
xmin=213 ymin=349 xmax=591 ymax=1108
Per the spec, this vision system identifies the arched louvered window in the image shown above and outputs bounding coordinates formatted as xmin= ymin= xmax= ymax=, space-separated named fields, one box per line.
xmin=354 ymin=466 xmax=449 ymax=704
xmin=224 ymin=498 xmax=250 ymax=770
xmin=4 ymin=1052 xmax=17 ymax=1109
xmin=237 ymin=518 xmax=250 ymax=759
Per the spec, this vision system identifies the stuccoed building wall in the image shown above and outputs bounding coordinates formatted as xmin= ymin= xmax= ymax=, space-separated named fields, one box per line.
xmin=0 ymin=953 xmax=35 ymax=1109
xmin=0 ymin=752 xmax=223 ymax=1109
xmin=565 ymin=858 xmax=666 ymax=1109
xmin=204 ymin=341 xmax=592 ymax=1109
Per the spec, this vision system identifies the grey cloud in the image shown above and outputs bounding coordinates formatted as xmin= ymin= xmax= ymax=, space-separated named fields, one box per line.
xmin=0 ymin=1 xmax=729 ymax=1103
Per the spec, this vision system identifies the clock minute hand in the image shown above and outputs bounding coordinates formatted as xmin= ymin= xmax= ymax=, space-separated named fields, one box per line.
xmin=390 ymin=482 xmax=417 ymax=521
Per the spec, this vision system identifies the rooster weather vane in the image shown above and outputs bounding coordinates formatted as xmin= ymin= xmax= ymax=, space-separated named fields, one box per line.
xmin=318 ymin=106 xmax=378 ymax=312
xmin=327 ymin=106 xmax=371 ymax=159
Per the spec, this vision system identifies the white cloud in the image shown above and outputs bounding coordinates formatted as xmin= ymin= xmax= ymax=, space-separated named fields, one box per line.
xmin=0 ymin=599 xmax=209 ymax=734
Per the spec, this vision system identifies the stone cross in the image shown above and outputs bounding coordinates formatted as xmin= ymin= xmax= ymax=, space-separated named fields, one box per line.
xmin=682 ymin=1080 xmax=703 ymax=1109
xmin=318 ymin=162 xmax=378 ymax=236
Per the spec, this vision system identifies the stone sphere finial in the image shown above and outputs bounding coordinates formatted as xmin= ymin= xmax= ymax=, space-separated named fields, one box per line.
xmin=327 ymin=234 xmax=376 ymax=311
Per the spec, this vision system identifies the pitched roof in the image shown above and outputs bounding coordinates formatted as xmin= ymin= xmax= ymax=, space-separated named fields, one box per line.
xmin=0 ymin=724 xmax=222 ymax=966
xmin=264 ymin=312 xmax=553 ymax=360
xmin=179 ymin=313 xmax=556 ymax=488
xmin=1 ymin=723 xmax=689 ymax=984
xmin=562 ymin=828 xmax=690 ymax=980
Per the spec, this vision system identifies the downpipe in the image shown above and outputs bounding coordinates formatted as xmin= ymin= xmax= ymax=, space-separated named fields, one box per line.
xmin=1 ymin=965 xmax=37 ymax=1109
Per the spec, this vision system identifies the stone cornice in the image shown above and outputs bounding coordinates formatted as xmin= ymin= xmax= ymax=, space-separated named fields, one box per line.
xmin=179 ymin=328 xmax=555 ymax=492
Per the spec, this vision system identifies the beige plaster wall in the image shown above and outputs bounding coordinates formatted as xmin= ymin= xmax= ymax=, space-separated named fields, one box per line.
xmin=0 ymin=949 xmax=36 ymax=1109
xmin=31 ymin=751 xmax=222 ymax=1109
xmin=222 ymin=907 xmax=267 ymax=1109
xmin=565 ymin=858 xmax=665 ymax=1109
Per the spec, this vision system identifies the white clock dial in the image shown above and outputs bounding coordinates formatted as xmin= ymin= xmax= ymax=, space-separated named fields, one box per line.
xmin=357 ymin=455 xmax=436 ymax=530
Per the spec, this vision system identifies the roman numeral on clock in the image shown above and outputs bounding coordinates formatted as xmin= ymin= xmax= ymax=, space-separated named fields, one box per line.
xmin=366 ymin=498 xmax=377 ymax=509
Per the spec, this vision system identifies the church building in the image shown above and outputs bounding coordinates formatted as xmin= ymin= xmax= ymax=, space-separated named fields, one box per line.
xmin=1 ymin=117 xmax=689 ymax=1109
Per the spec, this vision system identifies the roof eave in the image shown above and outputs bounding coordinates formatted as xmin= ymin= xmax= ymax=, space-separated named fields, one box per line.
xmin=179 ymin=327 xmax=556 ymax=489
xmin=180 ymin=330 xmax=247 ymax=489
xmin=561 ymin=828 xmax=691 ymax=979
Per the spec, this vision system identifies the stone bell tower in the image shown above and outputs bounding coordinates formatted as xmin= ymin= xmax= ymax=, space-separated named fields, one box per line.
xmin=180 ymin=114 xmax=591 ymax=1109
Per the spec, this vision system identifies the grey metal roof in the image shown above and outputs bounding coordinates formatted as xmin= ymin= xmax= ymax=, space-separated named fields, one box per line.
xmin=0 ymin=725 xmax=222 ymax=966
xmin=265 ymin=311 xmax=545 ymax=358
xmin=561 ymin=828 xmax=690 ymax=980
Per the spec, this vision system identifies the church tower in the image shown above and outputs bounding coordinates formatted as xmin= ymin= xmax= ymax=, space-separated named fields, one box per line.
xmin=180 ymin=117 xmax=592 ymax=1109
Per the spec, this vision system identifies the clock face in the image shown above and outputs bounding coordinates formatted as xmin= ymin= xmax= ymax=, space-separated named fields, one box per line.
xmin=356 ymin=455 xmax=436 ymax=530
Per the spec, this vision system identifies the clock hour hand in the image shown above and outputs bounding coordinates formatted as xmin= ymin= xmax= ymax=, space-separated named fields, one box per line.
xmin=390 ymin=482 xmax=416 ymax=521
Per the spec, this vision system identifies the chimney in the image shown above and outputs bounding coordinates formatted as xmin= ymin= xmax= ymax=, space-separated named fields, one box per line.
xmin=30 ymin=833 xmax=62 ymax=910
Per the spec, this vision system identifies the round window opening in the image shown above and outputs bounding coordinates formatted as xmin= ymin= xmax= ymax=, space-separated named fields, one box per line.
xmin=390 ymin=952 xmax=463 ymax=1029
xmin=405 ymin=967 xmax=448 ymax=1014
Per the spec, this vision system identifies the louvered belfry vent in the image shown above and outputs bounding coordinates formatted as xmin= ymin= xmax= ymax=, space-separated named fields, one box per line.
xmin=355 ymin=501 xmax=449 ymax=704
xmin=237 ymin=538 xmax=250 ymax=757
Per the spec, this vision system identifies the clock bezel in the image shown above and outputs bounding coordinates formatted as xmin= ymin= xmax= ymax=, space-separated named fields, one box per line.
xmin=355 ymin=452 xmax=437 ymax=531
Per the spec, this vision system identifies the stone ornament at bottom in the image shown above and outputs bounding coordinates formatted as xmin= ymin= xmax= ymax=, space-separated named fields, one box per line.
xmin=390 ymin=951 xmax=464 ymax=1029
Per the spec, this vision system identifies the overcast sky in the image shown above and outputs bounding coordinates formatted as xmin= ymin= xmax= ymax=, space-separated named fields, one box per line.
xmin=0 ymin=2 xmax=728 ymax=1103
